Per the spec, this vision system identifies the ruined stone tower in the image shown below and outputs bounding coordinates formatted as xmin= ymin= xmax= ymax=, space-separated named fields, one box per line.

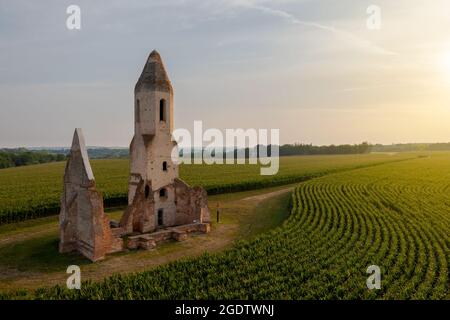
xmin=59 ymin=51 xmax=210 ymax=262
xmin=125 ymin=50 xmax=210 ymax=233
xmin=127 ymin=50 xmax=178 ymax=230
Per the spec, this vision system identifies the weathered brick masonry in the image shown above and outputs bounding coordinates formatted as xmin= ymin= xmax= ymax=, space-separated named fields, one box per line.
xmin=59 ymin=51 xmax=210 ymax=261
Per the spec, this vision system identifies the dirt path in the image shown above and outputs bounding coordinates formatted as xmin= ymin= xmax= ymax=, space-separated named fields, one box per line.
xmin=0 ymin=186 xmax=294 ymax=292
xmin=242 ymin=187 xmax=294 ymax=202
xmin=1 ymin=224 xmax=238 ymax=291
xmin=0 ymin=226 xmax=58 ymax=246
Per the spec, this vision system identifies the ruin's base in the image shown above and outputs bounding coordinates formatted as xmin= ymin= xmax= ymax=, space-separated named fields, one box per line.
xmin=113 ymin=222 xmax=210 ymax=252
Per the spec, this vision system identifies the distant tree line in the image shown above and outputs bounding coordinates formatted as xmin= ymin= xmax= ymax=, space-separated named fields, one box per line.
xmin=37 ymin=147 xmax=129 ymax=159
xmin=86 ymin=148 xmax=129 ymax=159
xmin=371 ymin=143 xmax=450 ymax=152
xmin=182 ymin=142 xmax=372 ymax=160
xmin=0 ymin=148 xmax=66 ymax=169
xmin=12 ymin=141 xmax=450 ymax=170
xmin=278 ymin=142 xmax=371 ymax=156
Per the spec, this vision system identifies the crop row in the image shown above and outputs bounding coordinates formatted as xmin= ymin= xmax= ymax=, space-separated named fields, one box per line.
xmin=0 ymin=154 xmax=415 ymax=225
xmin=3 ymin=152 xmax=448 ymax=299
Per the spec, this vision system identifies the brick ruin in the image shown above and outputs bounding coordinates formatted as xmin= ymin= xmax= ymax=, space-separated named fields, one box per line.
xmin=59 ymin=51 xmax=211 ymax=262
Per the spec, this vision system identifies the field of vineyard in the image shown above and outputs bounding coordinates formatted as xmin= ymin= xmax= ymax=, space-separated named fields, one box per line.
xmin=0 ymin=153 xmax=414 ymax=224
xmin=8 ymin=152 xmax=448 ymax=299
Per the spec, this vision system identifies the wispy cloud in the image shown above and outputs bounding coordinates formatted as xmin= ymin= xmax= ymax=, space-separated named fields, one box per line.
xmin=232 ymin=1 xmax=397 ymax=56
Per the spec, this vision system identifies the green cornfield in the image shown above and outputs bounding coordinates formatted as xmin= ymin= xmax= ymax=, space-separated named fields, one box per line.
xmin=0 ymin=153 xmax=414 ymax=224
xmin=10 ymin=152 xmax=448 ymax=299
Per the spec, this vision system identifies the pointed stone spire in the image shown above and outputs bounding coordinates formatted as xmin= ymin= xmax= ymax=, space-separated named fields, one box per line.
xmin=135 ymin=50 xmax=173 ymax=93
xmin=59 ymin=128 xmax=123 ymax=261
xmin=70 ymin=128 xmax=94 ymax=182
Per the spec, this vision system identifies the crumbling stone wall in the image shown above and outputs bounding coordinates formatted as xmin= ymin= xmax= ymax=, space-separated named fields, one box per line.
xmin=174 ymin=178 xmax=211 ymax=225
xmin=59 ymin=52 xmax=211 ymax=262
xmin=120 ymin=179 xmax=155 ymax=234
xmin=121 ymin=178 xmax=210 ymax=234
xmin=59 ymin=129 xmax=123 ymax=262
xmin=59 ymin=130 xmax=210 ymax=262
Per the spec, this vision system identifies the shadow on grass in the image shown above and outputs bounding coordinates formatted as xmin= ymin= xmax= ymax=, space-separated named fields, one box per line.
xmin=0 ymin=234 xmax=91 ymax=273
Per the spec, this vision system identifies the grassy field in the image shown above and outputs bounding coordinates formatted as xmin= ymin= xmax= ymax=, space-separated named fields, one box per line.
xmin=0 ymin=184 xmax=293 ymax=292
xmin=3 ymin=152 xmax=448 ymax=299
xmin=0 ymin=153 xmax=416 ymax=224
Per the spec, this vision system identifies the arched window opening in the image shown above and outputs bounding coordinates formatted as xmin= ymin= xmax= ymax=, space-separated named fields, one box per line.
xmin=159 ymin=188 xmax=167 ymax=198
xmin=162 ymin=161 xmax=167 ymax=171
xmin=144 ymin=185 xmax=150 ymax=198
xmin=159 ymin=99 xmax=166 ymax=122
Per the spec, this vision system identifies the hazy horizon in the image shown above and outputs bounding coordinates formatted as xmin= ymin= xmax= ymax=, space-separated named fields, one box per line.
xmin=2 ymin=0 xmax=450 ymax=147
xmin=3 ymin=141 xmax=450 ymax=150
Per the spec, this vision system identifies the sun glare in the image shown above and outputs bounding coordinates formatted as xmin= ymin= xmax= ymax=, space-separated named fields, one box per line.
xmin=441 ymin=52 xmax=450 ymax=75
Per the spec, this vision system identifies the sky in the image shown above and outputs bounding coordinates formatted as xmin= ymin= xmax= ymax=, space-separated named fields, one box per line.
xmin=1 ymin=0 xmax=450 ymax=147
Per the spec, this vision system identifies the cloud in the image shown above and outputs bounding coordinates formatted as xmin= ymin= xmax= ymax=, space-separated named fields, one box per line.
xmin=231 ymin=1 xmax=398 ymax=56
